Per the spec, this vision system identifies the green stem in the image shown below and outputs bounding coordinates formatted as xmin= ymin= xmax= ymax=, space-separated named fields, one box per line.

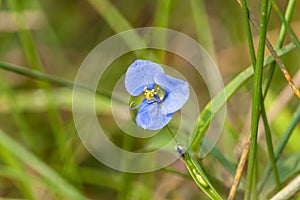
xmin=176 ymin=144 xmax=223 ymax=200
xmin=270 ymin=0 xmax=300 ymax=50
xmin=0 ymin=62 xmax=111 ymax=99
xmin=190 ymin=42 xmax=295 ymax=152
xmin=241 ymin=0 xmax=256 ymax=65
xmin=258 ymin=103 xmax=300 ymax=192
xmin=153 ymin=0 xmax=173 ymax=61
xmin=245 ymin=0 xmax=269 ymax=199
xmin=263 ymin=0 xmax=296 ymax=96
xmin=261 ymin=103 xmax=280 ymax=189
xmin=239 ymin=1 xmax=280 ymax=196
xmin=8 ymin=0 xmax=65 ymax=163
xmin=190 ymin=0 xmax=216 ymax=56
xmin=259 ymin=0 xmax=297 ymax=192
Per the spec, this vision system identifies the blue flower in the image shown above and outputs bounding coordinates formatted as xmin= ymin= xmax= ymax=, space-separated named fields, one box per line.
xmin=125 ymin=60 xmax=190 ymax=130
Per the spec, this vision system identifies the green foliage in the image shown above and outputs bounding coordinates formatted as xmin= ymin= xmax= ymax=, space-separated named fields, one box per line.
xmin=0 ymin=0 xmax=299 ymax=199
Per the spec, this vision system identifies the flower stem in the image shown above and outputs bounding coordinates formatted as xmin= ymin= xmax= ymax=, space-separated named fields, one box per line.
xmin=245 ymin=0 xmax=269 ymax=199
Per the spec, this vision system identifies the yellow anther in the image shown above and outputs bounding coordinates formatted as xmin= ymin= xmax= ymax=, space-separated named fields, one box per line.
xmin=143 ymin=87 xmax=157 ymax=100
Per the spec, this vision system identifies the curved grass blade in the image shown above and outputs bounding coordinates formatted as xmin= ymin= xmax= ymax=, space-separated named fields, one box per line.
xmin=176 ymin=144 xmax=223 ymax=200
xmin=190 ymin=43 xmax=295 ymax=152
xmin=0 ymin=129 xmax=89 ymax=200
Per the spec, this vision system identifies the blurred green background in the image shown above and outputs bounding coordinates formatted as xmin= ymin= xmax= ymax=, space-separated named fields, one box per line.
xmin=0 ymin=0 xmax=300 ymax=199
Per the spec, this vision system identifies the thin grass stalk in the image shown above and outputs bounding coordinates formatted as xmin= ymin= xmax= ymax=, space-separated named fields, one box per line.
xmin=248 ymin=9 xmax=300 ymax=100
xmin=245 ymin=0 xmax=269 ymax=199
xmin=0 ymin=74 xmax=36 ymax=148
xmin=270 ymin=0 xmax=300 ymax=49
xmin=227 ymin=135 xmax=251 ymax=200
xmin=237 ymin=0 xmax=279 ymax=198
xmin=263 ymin=0 xmax=296 ymax=96
xmin=240 ymin=5 xmax=279 ymax=184
xmin=259 ymin=1 xmax=298 ymax=193
xmin=258 ymin=1 xmax=280 ymax=190
xmin=240 ymin=0 xmax=256 ymax=65
xmin=258 ymin=103 xmax=300 ymax=192
xmin=259 ymin=0 xmax=297 ymax=192
xmin=0 ymin=129 xmax=88 ymax=200
xmin=261 ymin=103 xmax=280 ymax=189
xmin=190 ymin=0 xmax=216 ymax=57
xmin=179 ymin=42 xmax=296 ymax=152
xmin=0 ymin=146 xmax=36 ymax=199
xmin=0 ymin=62 xmax=111 ymax=99
xmin=153 ymin=0 xmax=173 ymax=61
xmin=0 ymin=76 xmax=38 ymax=199
xmin=8 ymin=0 xmax=66 ymax=161
xmin=86 ymin=0 xmax=148 ymax=59
xmin=228 ymin=0 xmax=267 ymax=198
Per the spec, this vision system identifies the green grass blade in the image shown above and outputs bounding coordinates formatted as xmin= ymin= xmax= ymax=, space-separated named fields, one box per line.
xmin=7 ymin=0 xmax=66 ymax=163
xmin=258 ymin=0 xmax=298 ymax=192
xmin=0 ymin=74 xmax=37 ymax=148
xmin=0 ymin=147 xmax=36 ymax=199
xmin=0 ymin=62 xmax=111 ymax=98
xmin=190 ymin=43 xmax=295 ymax=152
xmin=270 ymin=0 xmax=300 ymax=50
xmin=0 ymin=75 xmax=37 ymax=198
xmin=245 ymin=0 xmax=269 ymax=199
xmin=240 ymin=0 xmax=280 ymax=195
xmin=211 ymin=147 xmax=236 ymax=175
xmin=258 ymin=103 xmax=300 ymax=192
xmin=153 ymin=0 xmax=173 ymax=61
xmin=86 ymin=0 xmax=147 ymax=58
xmin=241 ymin=0 xmax=256 ymax=65
xmin=153 ymin=0 xmax=173 ymax=28
xmin=79 ymin=167 xmax=122 ymax=191
xmin=0 ymin=164 xmax=36 ymax=185
xmin=264 ymin=0 xmax=297 ymax=96
xmin=0 ymin=62 xmax=74 ymax=87
xmin=190 ymin=0 xmax=215 ymax=56
xmin=176 ymin=145 xmax=222 ymax=200
xmin=87 ymin=0 xmax=132 ymax=33
xmin=0 ymin=129 xmax=89 ymax=200
xmin=261 ymin=103 xmax=280 ymax=189
xmin=276 ymin=0 xmax=296 ymax=49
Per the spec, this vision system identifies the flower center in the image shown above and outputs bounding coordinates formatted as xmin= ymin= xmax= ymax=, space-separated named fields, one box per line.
xmin=143 ymin=87 xmax=156 ymax=100
xmin=143 ymin=85 xmax=166 ymax=103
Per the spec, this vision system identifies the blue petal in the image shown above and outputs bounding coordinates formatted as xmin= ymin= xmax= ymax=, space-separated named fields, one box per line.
xmin=136 ymin=100 xmax=173 ymax=130
xmin=125 ymin=60 xmax=164 ymax=96
xmin=154 ymin=73 xmax=189 ymax=114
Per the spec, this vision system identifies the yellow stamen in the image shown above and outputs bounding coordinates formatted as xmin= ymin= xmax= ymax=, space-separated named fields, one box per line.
xmin=143 ymin=87 xmax=157 ymax=100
